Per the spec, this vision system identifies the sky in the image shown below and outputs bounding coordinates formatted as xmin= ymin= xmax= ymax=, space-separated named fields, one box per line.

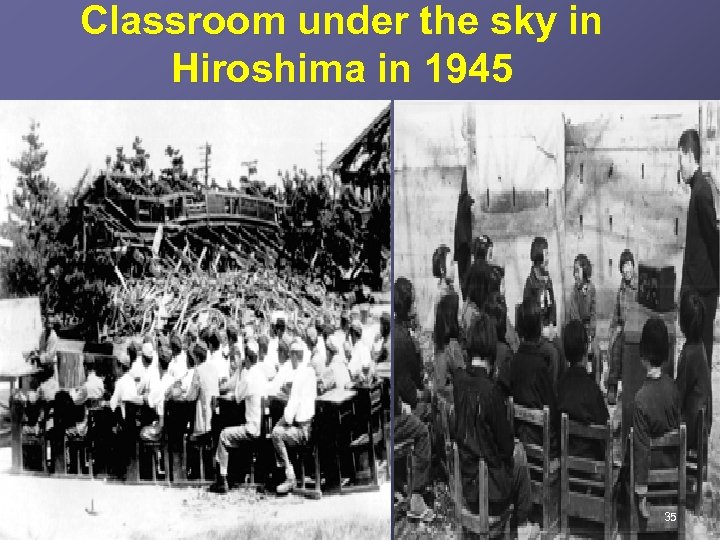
xmin=0 ymin=100 xmax=389 ymax=209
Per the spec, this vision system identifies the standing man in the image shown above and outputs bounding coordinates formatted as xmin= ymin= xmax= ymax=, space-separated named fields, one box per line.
xmin=678 ymin=128 xmax=719 ymax=366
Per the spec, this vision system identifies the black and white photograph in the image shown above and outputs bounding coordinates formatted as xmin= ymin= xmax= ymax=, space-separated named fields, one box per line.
xmin=392 ymin=101 xmax=720 ymax=539
xmin=0 ymin=101 xmax=391 ymax=539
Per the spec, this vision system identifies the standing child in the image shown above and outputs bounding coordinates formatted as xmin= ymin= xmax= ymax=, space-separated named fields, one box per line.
xmin=607 ymin=249 xmax=637 ymax=404
xmin=568 ymin=254 xmax=598 ymax=378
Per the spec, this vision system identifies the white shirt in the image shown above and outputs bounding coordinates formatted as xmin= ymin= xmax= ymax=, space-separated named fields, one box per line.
xmin=207 ymin=348 xmax=230 ymax=381
xmin=148 ymin=371 xmax=174 ymax=417
xmin=137 ymin=364 xmax=159 ymax=396
xmin=323 ymin=354 xmax=351 ymax=390
xmin=180 ymin=367 xmax=195 ymax=393
xmin=262 ymin=337 xmax=280 ymax=379
xmin=235 ymin=363 xmax=268 ymax=436
xmin=168 ymin=351 xmax=188 ymax=381
xmin=310 ymin=343 xmax=327 ymax=377
xmin=110 ymin=372 xmax=140 ymax=419
xmin=84 ymin=372 xmax=105 ymax=400
xmin=348 ymin=340 xmax=373 ymax=378
xmin=269 ymin=361 xmax=295 ymax=395
xmin=284 ymin=363 xmax=317 ymax=424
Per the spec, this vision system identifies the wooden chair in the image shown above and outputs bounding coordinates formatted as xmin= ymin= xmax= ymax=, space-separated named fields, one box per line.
xmin=393 ymin=439 xmax=414 ymax=514
xmin=508 ymin=398 xmax=559 ymax=537
xmin=124 ymin=401 xmax=170 ymax=484
xmin=349 ymin=382 xmax=385 ymax=488
xmin=290 ymin=418 xmax=323 ymax=499
xmin=451 ymin=442 xmax=512 ymax=539
xmin=16 ymin=399 xmax=50 ymax=474
xmin=560 ymin=413 xmax=619 ymax=539
xmin=629 ymin=424 xmax=686 ymax=540
xmin=687 ymin=407 xmax=707 ymax=514
xmin=436 ymin=394 xmax=454 ymax=487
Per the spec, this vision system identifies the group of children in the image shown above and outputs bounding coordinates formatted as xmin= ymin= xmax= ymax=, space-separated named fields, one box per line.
xmin=394 ymin=233 xmax=713 ymax=535
xmin=20 ymin=307 xmax=391 ymax=493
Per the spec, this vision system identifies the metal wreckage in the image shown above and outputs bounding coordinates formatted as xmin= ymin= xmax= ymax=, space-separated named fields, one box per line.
xmin=66 ymin=137 xmax=376 ymax=341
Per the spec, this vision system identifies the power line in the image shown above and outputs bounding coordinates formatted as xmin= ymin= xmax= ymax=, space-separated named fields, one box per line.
xmin=315 ymin=141 xmax=326 ymax=178
xmin=198 ymin=142 xmax=211 ymax=187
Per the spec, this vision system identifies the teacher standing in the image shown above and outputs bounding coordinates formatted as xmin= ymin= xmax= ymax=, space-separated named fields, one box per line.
xmin=678 ymin=129 xmax=719 ymax=367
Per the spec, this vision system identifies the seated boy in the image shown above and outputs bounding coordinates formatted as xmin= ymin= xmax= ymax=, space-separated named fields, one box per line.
xmin=453 ymin=312 xmax=532 ymax=535
xmin=607 ymin=249 xmax=637 ymax=403
xmin=626 ymin=318 xmax=681 ymax=519
xmin=498 ymin=297 xmax=560 ymax=461
xmin=557 ymin=320 xmax=609 ymax=462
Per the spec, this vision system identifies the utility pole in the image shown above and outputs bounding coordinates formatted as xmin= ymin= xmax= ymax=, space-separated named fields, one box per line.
xmin=198 ymin=142 xmax=211 ymax=187
xmin=315 ymin=141 xmax=326 ymax=179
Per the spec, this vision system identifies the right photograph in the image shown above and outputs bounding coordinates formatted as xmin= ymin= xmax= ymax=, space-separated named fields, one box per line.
xmin=393 ymin=101 xmax=720 ymax=539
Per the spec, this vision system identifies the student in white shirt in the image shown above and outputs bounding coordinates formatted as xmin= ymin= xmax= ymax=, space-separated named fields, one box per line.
xmin=268 ymin=335 xmax=294 ymax=395
xmin=207 ymin=330 xmax=230 ymax=383
xmin=210 ymin=340 xmax=268 ymax=494
xmin=184 ymin=342 xmax=219 ymax=435
xmin=262 ymin=313 xmax=286 ymax=379
xmin=168 ymin=334 xmax=188 ymax=382
xmin=109 ymin=354 xmax=142 ymax=419
xmin=140 ymin=348 xmax=175 ymax=441
xmin=136 ymin=343 xmax=158 ymax=396
xmin=348 ymin=320 xmax=375 ymax=382
xmin=306 ymin=326 xmax=327 ymax=379
xmin=72 ymin=358 xmax=105 ymax=405
xmin=272 ymin=340 xmax=317 ymax=494
xmin=320 ymin=334 xmax=351 ymax=393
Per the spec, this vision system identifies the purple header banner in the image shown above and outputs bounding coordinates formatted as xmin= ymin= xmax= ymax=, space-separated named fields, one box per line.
xmin=0 ymin=0 xmax=717 ymax=99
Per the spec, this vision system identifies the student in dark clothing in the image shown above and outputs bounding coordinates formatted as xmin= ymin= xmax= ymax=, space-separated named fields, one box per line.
xmin=676 ymin=290 xmax=712 ymax=449
xmin=627 ymin=318 xmax=681 ymax=519
xmin=607 ymin=249 xmax=637 ymax=403
xmin=453 ymin=313 xmax=533 ymax=536
xmin=557 ymin=320 xmax=609 ymax=462
xmin=522 ymin=236 xmax=564 ymax=386
xmin=678 ymin=129 xmax=719 ymax=367
xmin=484 ymin=292 xmax=513 ymax=383
xmin=462 ymin=235 xmax=493 ymax=308
xmin=393 ymin=276 xmax=434 ymax=520
xmin=499 ymin=297 xmax=560 ymax=459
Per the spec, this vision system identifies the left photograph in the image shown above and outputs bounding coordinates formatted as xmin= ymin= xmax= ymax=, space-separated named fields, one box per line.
xmin=0 ymin=101 xmax=391 ymax=539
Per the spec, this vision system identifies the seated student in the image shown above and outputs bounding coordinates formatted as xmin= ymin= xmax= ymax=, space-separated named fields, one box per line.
xmin=319 ymin=334 xmax=351 ymax=393
xmin=271 ymin=340 xmax=317 ymax=495
xmin=557 ymin=320 xmax=609 ymax=462
xmin=183 ymin=342 xmax=219 ymax=436
xmin=484 ymin=293 xmax=513 ymax=383
xmin=568 ymin=254 xmax=597 ymax=370
xmin=625 ymin=318 xmax=681 ymax=519
xmin=522 ymin=236 xmax=564 ymax=387
xmin=262 ymin=312 xmax=286 ymax=379
xmin=268 ymin=334 xmax=295 ymax=395
xmin=109 ymin=352 xmax=142 ymax=420
xmin=168 ymin=333 xmax=188 ymax=383
xmin=675 ymin=291 xmax=712 ymax=450
xmin=348 ymin=320 xmax=375 ymax=383
xmin=433 ymin=293 xmax=465 ymax=400
xmin=498 ymin=297 xmax=560 ymax=460
xmin=306 ymin=326 xmax=326 ymax=379
xmin=607 ymin=249 xmax=637 ymax=402
xmin=372 ymin=312 xmax=391 ymax=364
xmin=460 ymin=237 xmax=493 ymax=336
xmin=394 ymin=277 xmax=430 ymax=420
xmin=206 ymin=329 xmax=230 ymax=384
xmin=136 ymin=343 xmax=158 ymax=397
xmin=37 ymin=364 xmax=59 ymax=403
xmin=453 ymin=313 xmax=533 ymax=535
xmin=71 ymin=357 xmax=105 ymax=406
xmin=488 ymin=266 xmax=521 ymax=354
xmin=140 ymin=348 xmax=175 ymax=450
xmin=210 ymin=340 xmax=268 ymax=494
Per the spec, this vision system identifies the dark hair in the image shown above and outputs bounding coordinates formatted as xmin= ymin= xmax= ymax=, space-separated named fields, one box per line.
xmin=274 ymin=319 xmax=286 ymax=334
xmin=158 ymin=349 xmax=172 ymax=371
xmin=434 ymin=293 xmax=460 ymax=351
xmin=574 ymin=254 xmax=592 ymax=282
xmin=432 ymin=245 xmax=451 ymax=279
xmin=84 ymin=356 xmax=96 ymax=372
xmin=619 ymin=249 xmax=635 ymax=273
xmin=246 ymin=347 xmax=259 ymax=365
xmin=563 ymin=320 xmax=587 ymax=365
xmin=678 ymin=129 xmax=701 ymax=164
xmin=466 ymin=312 xmax=497 ymax=362
xmin=127 ymin=342 xmax=138 ymax=361
xmin=226 ymin=326 xmax=238 ymax=343
xmin=488 ymin=265 xmax=505 ymax=294
xmin=530 ymin=237 xmax=548 ymax=266
xmin=207 ymin=331 xmax=220 ymax=351
xmin=466 ymin=264 xmax=490 ymax=309
xmin=679 ymin=290 xmax=705 ymax=344
xmin=640 ymin=318 xmax=669 ymax=367
xmin=473 ymin=236 xmax=493 ymax=261
xmin=394 ymin=277 xmax=414 ymax=321
xmin=519 ymin=296 xmax=542 ymax=341
xmin=484 ymin=292 xmax=507 ymax=343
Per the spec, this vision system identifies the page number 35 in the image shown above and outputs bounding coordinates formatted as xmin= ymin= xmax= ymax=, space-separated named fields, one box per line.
xmin=665 ymin=512 xmax=677 ymax=522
